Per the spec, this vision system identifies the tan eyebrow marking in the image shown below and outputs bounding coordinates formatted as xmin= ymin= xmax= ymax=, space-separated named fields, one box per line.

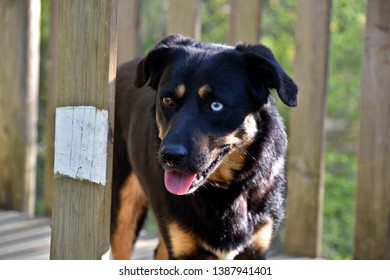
xmin=175 ymin=84 xmax=186 ymax=99
xmin=198 ymin=84 xmax=211 ymax=99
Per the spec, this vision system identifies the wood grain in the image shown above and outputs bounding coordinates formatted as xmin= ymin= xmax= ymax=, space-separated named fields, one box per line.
xmin=354 ymin=0 xmax=390 ymax=260
xmin=117 ymin=0 xmax=140 ymax=64
xmin=50 ymin=0 xmax=117 ymax=259
xmin=229 ymin=0 xmax=261 ymax=44
xmin=0 ymin=0 xmax=40 ymax=216
xmin=284 ymin=0 xmax=331 ymax=258
xmin=167 ymin=0 xmax=201 ymax=40
xmin=43 ymin=0 xmax=59 ymax=216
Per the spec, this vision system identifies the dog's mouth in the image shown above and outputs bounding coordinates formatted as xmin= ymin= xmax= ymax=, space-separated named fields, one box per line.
xmin=164 ymin=147 xmax=230 ymax=195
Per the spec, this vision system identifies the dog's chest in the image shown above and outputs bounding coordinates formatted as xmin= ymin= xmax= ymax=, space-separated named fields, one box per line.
xmin=192 ymin=188 xmax=263 ymax=243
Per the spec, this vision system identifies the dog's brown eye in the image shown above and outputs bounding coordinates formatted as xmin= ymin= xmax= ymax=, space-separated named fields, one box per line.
xmin=162 ymin=97 xmax=174 ymax=107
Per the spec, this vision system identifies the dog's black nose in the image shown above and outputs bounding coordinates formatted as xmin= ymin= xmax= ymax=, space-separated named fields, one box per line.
xmin=159 ymin=144 xmax=188 ymax=167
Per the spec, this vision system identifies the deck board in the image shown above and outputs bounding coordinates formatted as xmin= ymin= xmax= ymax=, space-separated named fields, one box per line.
xmin=0 ymin=211 xmax=158 ymax=260
xmin=0 ymin=211 xmax=51 ymax=260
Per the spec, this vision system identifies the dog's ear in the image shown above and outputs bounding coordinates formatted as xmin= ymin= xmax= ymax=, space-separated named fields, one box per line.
xmin=134 ymin=34 xmax=195 ymax=89
xmin=235 ymin=44 xmax=298 ymax=107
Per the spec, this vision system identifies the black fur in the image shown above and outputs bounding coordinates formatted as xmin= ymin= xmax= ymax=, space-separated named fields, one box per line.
xmin=112 ymin=35 xmax=298 ymax=259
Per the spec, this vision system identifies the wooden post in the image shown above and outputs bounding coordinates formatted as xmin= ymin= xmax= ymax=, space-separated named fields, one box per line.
xmin=117 ymin=0 xmax=140 ymax=64
xmin=229 ymin=0 xmax=261 ymax=44
xmin=354 ymin=0 xmax=390 ymax=260
xmin=167 ymin=0 xmax=201 ymax=40
xmin=0 ymin=0 xmax=40 ymax=216
xmin=284 ymin=0 xmax=331 ymax=258
xmin=44 ymin=0 xmax=59 ymax=216
xmin=50 ymin=0 xmax=117 ymax=259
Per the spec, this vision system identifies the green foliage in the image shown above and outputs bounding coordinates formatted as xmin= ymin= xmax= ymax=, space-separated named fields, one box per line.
xmin=260 ymin=0 xmax=296 ymax=128
xmin=201 ymin=0 xmax=230 ymax=43
xmin=139 ymin=0 xmax=166 ymax=53
xmin=323 ymin=152 xmax=356 ymax=259
xmin=261 ymin=0 xmax=296 ymax=74
xmin=323 ymin=0 xmax=367 ymax=259
xmin=36 ymin=0 xmax=51 ymax=215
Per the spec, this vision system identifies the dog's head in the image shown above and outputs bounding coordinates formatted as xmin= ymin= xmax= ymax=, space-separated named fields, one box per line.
xmin=135 ymin=35 xmax=298 ymax=195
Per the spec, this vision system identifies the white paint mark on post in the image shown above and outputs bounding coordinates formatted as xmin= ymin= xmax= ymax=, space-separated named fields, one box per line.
xmin=54 ymin=106 xmax=108 ymax=185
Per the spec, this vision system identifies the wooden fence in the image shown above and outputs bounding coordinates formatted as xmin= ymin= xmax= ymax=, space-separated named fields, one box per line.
xmin=0 ymin=0 xmax=40 ymax=217
xmin=0 ymin=0 xmax=389 ymax=259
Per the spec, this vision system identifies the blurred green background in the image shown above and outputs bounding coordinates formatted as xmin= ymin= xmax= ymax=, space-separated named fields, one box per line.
xmin=37 ymin=0 xmax=367 ymax=260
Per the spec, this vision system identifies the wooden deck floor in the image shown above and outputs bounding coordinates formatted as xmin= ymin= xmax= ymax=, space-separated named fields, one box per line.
xmin=0 ymin=210 xmax=300 ymax=260
xmin=0 ymin=210 xmax=158 ymax=260
xmin=0 ymin=211 xmax=51 ymax=260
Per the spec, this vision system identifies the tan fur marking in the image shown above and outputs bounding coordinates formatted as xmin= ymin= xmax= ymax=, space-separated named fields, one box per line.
xmin=175 ymin=84 xmax=186 ymax=99
xmin=156 ymin=115 xmax=165 ymax=139
xmin=198 ymin=84 xmax=211 ymax=98
xmin=252 ymin=221 xmax=273 ymax=253
xmin=154 ymin=238 xmax=169 ymax=260
xmin=224 ymin=133 xmax=241 ymax=145
xmin=208 ymin=114 xmax=258 ymax=185
xmin=243 ymin=114 xmax=258 ymax=139
xmin=208 ymin=148 xmax=247 ymax=183
xmin=168 ymin=222 xmax=199 ymax=258
xmin=111 ymin=173 xmax=148 ymax=259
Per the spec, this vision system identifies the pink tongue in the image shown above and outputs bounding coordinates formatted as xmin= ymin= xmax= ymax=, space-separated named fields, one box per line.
xmin=164 ymin=171 xmax=196 ymax=195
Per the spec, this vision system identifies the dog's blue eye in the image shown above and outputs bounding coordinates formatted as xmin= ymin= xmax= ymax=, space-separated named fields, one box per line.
xmin=210 ymin=101 xmax=224 ymax=112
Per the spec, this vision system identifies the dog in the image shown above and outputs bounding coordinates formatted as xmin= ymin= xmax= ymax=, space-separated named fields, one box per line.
xmin=111 ymin=34 xmax=298 ymax=260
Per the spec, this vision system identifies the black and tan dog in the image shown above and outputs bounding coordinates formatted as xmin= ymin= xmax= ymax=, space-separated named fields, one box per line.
xmin=111 ymin=34 xmax=298 ymax=260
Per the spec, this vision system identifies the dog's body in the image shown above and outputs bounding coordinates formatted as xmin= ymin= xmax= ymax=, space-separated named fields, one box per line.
xmin=111 ymin=35 xmax=298 ymax=260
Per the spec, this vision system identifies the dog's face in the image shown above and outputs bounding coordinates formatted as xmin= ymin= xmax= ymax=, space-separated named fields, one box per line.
xmin=135 ymin=35 xmax=298 ymax=195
